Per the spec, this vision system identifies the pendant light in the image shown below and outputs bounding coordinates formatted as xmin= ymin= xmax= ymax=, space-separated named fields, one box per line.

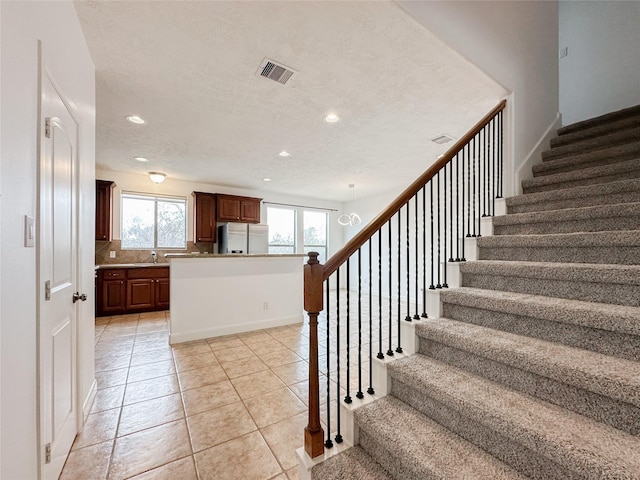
xmin=338 ymin=184 xmax=361 ymax=226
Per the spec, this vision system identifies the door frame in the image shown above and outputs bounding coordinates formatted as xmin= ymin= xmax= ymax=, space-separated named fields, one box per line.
xmin=36 ymin=43 xmax=84 ymax=479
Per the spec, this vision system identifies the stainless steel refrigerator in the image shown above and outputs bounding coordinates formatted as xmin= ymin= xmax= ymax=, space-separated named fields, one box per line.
xmin=218 ymin=223 xmax=269 ymax=254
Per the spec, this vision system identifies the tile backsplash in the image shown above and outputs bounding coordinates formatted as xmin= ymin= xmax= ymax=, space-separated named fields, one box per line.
xmin=96 ymin=240 xmax=215 ymax=265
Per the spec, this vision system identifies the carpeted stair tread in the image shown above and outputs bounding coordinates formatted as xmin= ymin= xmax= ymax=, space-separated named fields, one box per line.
xmin=415 ymin=317 xmax=640 ymax=407
xmin=440 ymin=287 xmax=640 ymax=337
xmin=492 ymin=201 xmax=640 ymax=235
xmin=311 ymin=446 xmax=394 ymax=480
xmin=388 ymin=355 xmax=640 ymax=479
xmin=535 ymin=141 xmax=640 ymax=175
xmin=522 ymin=157 xmax=640 ymax=193
xmin=506 ymin=178 xmax=640 ymax=214
xmin=557 ymin=104 xmax=640 ymax=136
xmin=552 ymin=115 xmax=640 ymax=148
xmin=354 ymin=396 xmax=527 ymax=480
xmin=542 ymin=128 xmax=640 ymax=162
xmin=477 ymin=229 xmax=640 ymax=265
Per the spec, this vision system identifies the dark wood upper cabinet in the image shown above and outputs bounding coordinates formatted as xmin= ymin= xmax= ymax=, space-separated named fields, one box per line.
xmin=95 ymin=180 xmax=115 ymax=241
xmin=216 ymin=194 xmax=261 ymax=223
xmin=193 ymin=192 xmax=217 ymax=243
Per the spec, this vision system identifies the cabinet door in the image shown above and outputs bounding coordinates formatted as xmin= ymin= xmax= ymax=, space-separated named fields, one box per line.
xmin=193 ymin=192 xmax=216 ymax=243
xmin=126 ymin=279 xmax=155 ymax=310
xmin=155 ymin=278 xmax=170 ymax=310
xmin=101 ymin=279 xmax=126 ymax=314
xmin=95 ymin=180 xmax=114 ymax=241
xmin=217 ymin=195 xmax=241 ymax=222
xmin=240 ymin=199 xmax=261 ymax=223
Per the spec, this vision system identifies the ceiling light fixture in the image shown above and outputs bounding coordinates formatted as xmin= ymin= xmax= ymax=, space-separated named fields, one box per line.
xmin=262 ymin=178 xmax=272 ymax=182
xmin=324 ymin=113 xmax=340 ymax=123
xmin=338 ymin=184 xmax=361 ymax=226
xmin=148 ymin=172 xmax=166 ymax=184
xmin=133 ymin=156 xmax=148 ymax=162
xmin=125 ymin=115 xmax=146 ymax=125
xmin=278 ymin=151 xmax=290 ymax=157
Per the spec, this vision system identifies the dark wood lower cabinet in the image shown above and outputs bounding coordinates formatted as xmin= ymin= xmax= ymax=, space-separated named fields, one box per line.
xmin=96 ymin=266 xmax=170 ymax=316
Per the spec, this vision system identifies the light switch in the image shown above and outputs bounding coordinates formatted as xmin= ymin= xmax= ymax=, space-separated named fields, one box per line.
xmin=109 ymin=251 xmax=116 ymax=258
xmin=25 ymin=215 xmax=35 ymax=247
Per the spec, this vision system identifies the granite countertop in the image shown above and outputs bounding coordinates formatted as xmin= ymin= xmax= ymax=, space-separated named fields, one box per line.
xmin=96 ymin=263 xmax=170 ymax=269
xmin=164 ymin=253 xmax=307 ymax=259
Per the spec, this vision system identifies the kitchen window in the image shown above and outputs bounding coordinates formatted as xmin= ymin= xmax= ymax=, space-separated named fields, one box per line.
xmin=267 ymin=207 xmax=296 ymax=254
xmin=303 ymin=210 xmax=328 ymax=264
xmin=121 ymin=193 xmax=187 ymax=249
xmin=267 ymin=205 xmax=329 ymax=262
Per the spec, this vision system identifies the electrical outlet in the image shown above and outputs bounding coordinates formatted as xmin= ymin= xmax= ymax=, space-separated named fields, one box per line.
xmin=109 ymin=251 xmax=116 ymax=258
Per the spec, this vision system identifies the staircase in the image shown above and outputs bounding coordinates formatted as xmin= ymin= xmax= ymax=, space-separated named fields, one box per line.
xmin=311 ymin=106 xmax=640 ymax=479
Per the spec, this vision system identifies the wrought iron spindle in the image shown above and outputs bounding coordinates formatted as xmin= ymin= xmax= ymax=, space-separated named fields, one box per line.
xmin=498 ymin=111 xmax=504 ymax=198
xmin=472 ymin=137 xmax=477 ymax=237
xmin=377 ymin=230 xmax=383 ymax=359
xmin=334 ymin=269 xmax=342 ymax=444
xmin=436 ymin=172 xmax=442 ymax=288
xmin=455 ymin=154 xmax=460 ymax=261
xmin=461 ymin=145 xmax=467 ymax=261
xmin=368 ymin=238 xmax=374 ymax=394
xmin=414 ymin=195 xmax=420 ymax=319
xmin=345 ymin=258 xmax=352 ymax=404
xmin=449 ymin=160 xmax=454 ymax=262
xmin=396 ymin=213 xmax=403 ymax=353
xmin=482 ymin=126 xmax=487 ymax=217
xmin=357 ymin=249 xmax=363 ymax=399
xmin=477 ymin=132 xmax=482 ymax=237
xmin=405 ymin=203 xmax=411 ymax=322
xmin=430 ymin=181 xmax=435 ymax=290
xmin=324 ymin=281 xmax=333 ymax=448
xmin=422 ymin=186 xmax=428 ymax=317
xmin=387 ymin=220 xmax=393 ymax=357
xmin=443 ymin=167 xmax=448 ymax=289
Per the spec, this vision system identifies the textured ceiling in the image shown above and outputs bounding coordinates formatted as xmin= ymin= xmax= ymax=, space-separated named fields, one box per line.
xmin=74 ymin=1 xmax=507 ymax=202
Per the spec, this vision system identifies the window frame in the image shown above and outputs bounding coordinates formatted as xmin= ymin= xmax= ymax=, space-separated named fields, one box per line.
xmin=266 ymin=204 xmax=330 ymax=261
xmin=120 ymin=191 xmax=188 ymax=250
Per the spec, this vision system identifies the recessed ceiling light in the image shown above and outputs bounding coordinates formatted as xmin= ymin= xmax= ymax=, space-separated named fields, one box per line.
xmin=125 ymin=115 xmax=146 ymax=125
xmin=278 ymin=151 xmax=291 ymax=157
xmin=324 ymin=113 xmax=340 ymax=123
xmin=133 ymin=156 xmax=148 ymax=162
xmin=262 ymin=178 xmax=272 ymax=182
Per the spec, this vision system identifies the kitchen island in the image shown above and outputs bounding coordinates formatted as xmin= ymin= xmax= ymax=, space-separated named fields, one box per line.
xmin=165 ymin=253 xmax=305 ymax=344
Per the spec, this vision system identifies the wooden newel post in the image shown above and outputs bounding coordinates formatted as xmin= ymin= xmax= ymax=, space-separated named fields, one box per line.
xmin=304 ymin=252 xmax=325 ymax=458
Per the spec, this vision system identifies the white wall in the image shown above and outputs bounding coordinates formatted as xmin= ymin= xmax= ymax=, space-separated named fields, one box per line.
xmin=96 ymin=169 xmax=343 ymax=259
xmin=559 ymin=1 xmax=640 ymax=125
xmin=0 ymin=2 xmax=95 ymax=478
xmin=397 ymin=0 xmax=559 ymax=195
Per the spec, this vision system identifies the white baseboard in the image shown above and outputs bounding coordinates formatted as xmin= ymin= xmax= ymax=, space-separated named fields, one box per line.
xmin=169 ymin=315 xmax=303 ymax=344
xmin=82 ymin=379 xmax=98 ymax=423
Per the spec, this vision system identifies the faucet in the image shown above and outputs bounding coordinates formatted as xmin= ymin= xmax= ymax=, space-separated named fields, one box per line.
xmin=151 ymin=251 xmax=157 ymax=264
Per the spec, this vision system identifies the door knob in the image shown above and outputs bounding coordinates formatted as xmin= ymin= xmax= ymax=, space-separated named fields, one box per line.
xmin=73 ymin=292 xmax=88 ymax=303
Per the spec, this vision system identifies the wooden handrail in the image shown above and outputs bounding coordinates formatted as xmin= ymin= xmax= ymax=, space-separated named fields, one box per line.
xmin=322 ymin=99 xmax=506 ymax=280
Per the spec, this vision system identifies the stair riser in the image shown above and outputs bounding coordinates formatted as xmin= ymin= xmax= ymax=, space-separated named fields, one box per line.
xmin=542 ymin=130 xmax=640 ymax=162
xmin=441 ymin=302 xmax=640 ymax=362
xmin=552 ymin=117 xmax=640 ymax=148
xmin=536 ymin=152 xmax=640 ymax=178
xmin=557 ymin=105 xmax=640 ymax=136
xmin=417 ymin=338 xmax=640 ymax=435
xmin=357 ymin=429 xmax=437 ymax=480
xmin=390 ymin=379 xmax=580 ymax=480
xmin=460 ymin=273 xmax=639 ymax=307
xmin=523 ymin=164 xmax=640 ymax=194
xmin=507 ymin=189 xmax=640 ymax=214
xmin=478 ymin=244 xmax=640 ymax=266
xmin=493 ymin=214 xmax=640 ymax=235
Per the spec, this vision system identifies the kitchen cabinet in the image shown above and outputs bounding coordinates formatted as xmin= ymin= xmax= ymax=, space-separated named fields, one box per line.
xmin=193 ymin=192 xmax=216 ymax=243
xmin=95 ymin=180 xmax=115 ymax=241
xmin=216 ymin=194 xmax=262 ymax=223
xmin=96 ymin=266 xmax=170 ymax=316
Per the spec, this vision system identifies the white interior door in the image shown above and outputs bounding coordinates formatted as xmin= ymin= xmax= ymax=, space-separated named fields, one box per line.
xmin=38 ymin=70 xmax=79 ymax=480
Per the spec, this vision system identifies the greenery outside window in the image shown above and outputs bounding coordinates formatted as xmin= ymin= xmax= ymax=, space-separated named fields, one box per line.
xmin=303 ymin=210 xmax=328 ymax=264
xmin=121 ymin=193 xmax=186 ymax=249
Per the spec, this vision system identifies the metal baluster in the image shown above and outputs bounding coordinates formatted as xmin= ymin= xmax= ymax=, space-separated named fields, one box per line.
xmin=498 ymin=111 xmax=504 ymax=198
xmin=396 ymin=213 xmax=403 ymax=353
xmin=377 ymin=230 xmax=384 ymax=359
xmin=486 ymin=124 xmax=491 ymax=216
xmin=368 ymin=238 xmax=374 ymax=395
xmin=387 ymin=220 xmax=394 ymax=357
xmin=356 ymin=249 xmax=363 ymax=399
xmin=325 ymin=281 xmax=333 ymax=448
xmin=462 ymin=145 xmax=467 ymax=261
xmin=443 ymin=167 xmax=449 ymax=289
xmin=405 ymin=202 xmax=411 ymax=322
xmin=472 ymin=137 xmax=477 ymax=237
xmin=477 ymin=132 xmax=482 ymax=237
xmin=430 ymin=181 xmax=435 ymax=290
xmin=436 ymin=172 xmax=442 ymax=288
xmin=334 ymin=270 xmax=343 ymax=444
xmin=449 ymin=160 xmax=454 ymax=262
xmin=345 ymin=258 xmax=352 ymax=404
xmin=422 ymin=186 xmax=428 ymax=317
xmin=455 ymin=154 xmax=461 ymax=261
xmin=414 ymin=195 xmax=420 ymax=320
xmin=482 ymin=126 xmax=487 ymax=217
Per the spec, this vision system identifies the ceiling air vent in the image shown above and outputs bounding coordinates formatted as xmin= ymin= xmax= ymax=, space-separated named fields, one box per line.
xmin=429 ymin=134 xmax=454 ymax=145
xmin=257 ymin=58 xmax=295 ymax=85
